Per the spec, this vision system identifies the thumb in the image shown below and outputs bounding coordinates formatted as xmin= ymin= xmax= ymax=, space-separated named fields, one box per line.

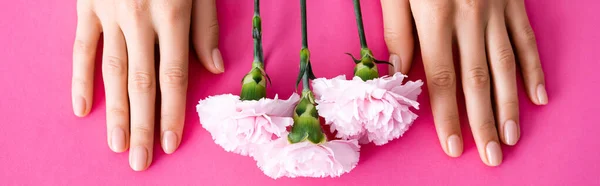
xmin=192 ymin=0 xmax=224 ymax=74
xmin=381 ymin=0 xmax=414 ymax=75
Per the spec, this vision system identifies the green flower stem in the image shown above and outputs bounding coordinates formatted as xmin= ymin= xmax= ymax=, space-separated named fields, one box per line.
xmin=295 ymin=0 xmax=315 ymax=90
xmin=253 ymin=0 xmax=264 ymax=64
xmin=301 ymin=0 xmax=308 ymax=49
xmin=300 ymin=0 xmax=309 ymax=91
xmin=353 ymin=0 xmax=368 ymax=49
xmin=288 ymin=0 xmax=325 ymax=144
xmin=241 ymin=0 xmax=267 ymax=101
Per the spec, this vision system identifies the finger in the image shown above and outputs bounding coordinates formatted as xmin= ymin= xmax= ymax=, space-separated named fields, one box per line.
xmin=120 ymin=6 xmax=155 ymax=171
xmin=153 ymin=2 xmax=192 ymax=154
xmin=101 ymin=26 xmax=130 ymax=153
xmin=455 ymin=1 xmax=502 ymax=166
xmin=486 ymin=6 xmax=520 ymax=146
xmin=192 ymin=0 xmax=224 ymax=74
xmin=411 ymin=1 xmax=463 ymax=158
xmin=72 ymin=3 xmax=101 ymax=117
xmin=506 ymin=0 xmax=547 ymax=105
xmin=381 ymin=0 xmax=415 ymax=75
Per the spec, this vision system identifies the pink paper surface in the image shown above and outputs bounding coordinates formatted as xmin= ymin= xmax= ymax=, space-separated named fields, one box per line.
xmin=1 ymin=0 xmax=599 ymax=185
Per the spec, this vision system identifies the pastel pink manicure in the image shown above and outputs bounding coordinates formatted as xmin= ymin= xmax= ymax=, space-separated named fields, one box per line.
xmin=485 ymin=141 xmax=503 ymax=166
xmin=131 ymin=146 xmax=148 ymax=171
xmin=537 ymin=84 xmax=548 ymax=105
xmin=163 ymin=131 xmax=178 ymax=154
xmin=504 ymin=120 xmax=519 ymax=146
xmin=447 ymin=135 xmax=463 ymax=157
xmin=73 ymin=96 xmax=86 ymax=117
xmin=111 ymin=128 xmax=126 ymax=152
xmin=212 ymin=48 xmax=225 ymax=73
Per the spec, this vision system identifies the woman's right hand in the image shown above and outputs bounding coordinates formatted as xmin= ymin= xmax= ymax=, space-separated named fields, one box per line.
xmin=382 ymin=0 xmax=547 ymax=166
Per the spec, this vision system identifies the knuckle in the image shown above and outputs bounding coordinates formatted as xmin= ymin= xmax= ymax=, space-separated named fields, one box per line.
xmin=132 ymin=126 xmax=153 ymax=137
xmin=72 ymin=76 xmax=90 ymax=89
xmin=127 ymin=0 xmax=149 ymax=12
xmin=160 ymin=114 xmax=184 ymax=129
xmin=438 ymin=114 xmax=460 ymax=127
xmin=121 ymin=0 xmax=149 ymax=21
xmin=458 ymin=0 xmax=485 ymax=20
xmin=525 ymin=63 xmax=544 ymax=75
xmin=383 ymin=27 xmax=401 ymax=45
xmin=466 ymin=67 xmax=490 ymax=89
xmin=73 ymin=39 xmax=95 ymax=57
xmin=495 ymin=47 xmax=516 ymax=72
xmin=157 ymin=2 xmax=190 ymax=23
xmin=102 ymin=56 xmax=126 ymax=75
xmin=475 ymin=119 xmax=497 ymax=133
xmin=500 ymin=100 xmax=520 ymax=111
xmin=107 ymin=108 xmax=129 ymax=122
xmin=150 ymin=0 xmax=192 ymax=25
xmin=207 ymin=20 xmax=220 ymax=37
xmin=130 ymin=71 xmax=154 ymax=93
xmin=430 ymin=68 xmax=456 ymax=89
xmin=160 ymin=66 xmax=188 ymax=87
xmin=423 ymin=0 xmax=452 ymax=24
xmin=522 ymin=25 xmax=537 ymax=44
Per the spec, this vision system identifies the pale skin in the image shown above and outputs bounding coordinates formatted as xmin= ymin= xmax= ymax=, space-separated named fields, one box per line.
xmin=73 ymin=0 xmax=546 ymax=171
xmin=382 ymin=0 xmax=547 ymax=166
xmin=72 ymin=0 xmax=223 ymax=171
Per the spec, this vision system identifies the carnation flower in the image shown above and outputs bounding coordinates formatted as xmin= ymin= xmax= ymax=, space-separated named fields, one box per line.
xmin=312 ymin=72 xmax=423 ymax=145
xmin=254 ymin=137 xmax=360 ymax=179
xmin=196 ymin=94 xmax=300 ymax=156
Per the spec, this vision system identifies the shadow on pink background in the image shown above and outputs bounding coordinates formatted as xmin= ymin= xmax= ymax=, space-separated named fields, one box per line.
xmin=1 ymin=0 xmax=599 ymax=185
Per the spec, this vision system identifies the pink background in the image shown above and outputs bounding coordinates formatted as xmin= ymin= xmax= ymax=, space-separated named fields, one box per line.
xmin=1 ymin=0 xmax=599 ymax=185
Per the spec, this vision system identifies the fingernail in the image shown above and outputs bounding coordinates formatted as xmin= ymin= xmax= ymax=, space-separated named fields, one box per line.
xmin=536 ymin=84 xmax=548 ymax=105
xmin=212 ymin=48 xmax=225 ymax=73
xmin=504 ymin=120 xmax=519 ymax=146
xmin=111 ymin=128 xmax=126 ymax=152
xmin=388 ymin=54 xmax=400 ymax=75
xmin=485 ymin=141 xmax=503 ymax=166
xmin=73 ymin=96 xmax=86 ymax=117
xmin=131 ymin=146 xmax=148 ymax=171
xmin=163 ymin=131 xmax=178 ymax=154
xmin=447 ymin=135 xmax=463 ymax=157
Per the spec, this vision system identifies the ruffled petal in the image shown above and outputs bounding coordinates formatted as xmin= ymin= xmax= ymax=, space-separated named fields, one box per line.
xmin=196 ymin=94 xmax=300 ymax=156
xmin=312 ymin=72 xmax=423 ymax=145
xmin=254 ymin=137 xmax=360 ymax=179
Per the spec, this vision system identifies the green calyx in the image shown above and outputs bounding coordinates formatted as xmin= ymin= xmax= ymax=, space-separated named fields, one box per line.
xmin=287 ymin=90 xmax=325 ymax=144
xmin=240 ymin=63 xmax=267 ymax=101
xmin=347 ymin=48 xmax=393 ymax=81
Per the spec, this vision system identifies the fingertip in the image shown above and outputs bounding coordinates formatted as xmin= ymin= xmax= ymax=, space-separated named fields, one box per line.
xmin=196 ymin=48 xmax=224 ymax=74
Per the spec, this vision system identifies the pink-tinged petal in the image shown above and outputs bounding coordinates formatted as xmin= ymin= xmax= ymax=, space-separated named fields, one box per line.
xmin=254 ymin=137 xmax=360 ymax=179
xmin=196 ymin=94 xmax=300 ymax=156
xmin=312 ymin=72 xmax=423 ymax=145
